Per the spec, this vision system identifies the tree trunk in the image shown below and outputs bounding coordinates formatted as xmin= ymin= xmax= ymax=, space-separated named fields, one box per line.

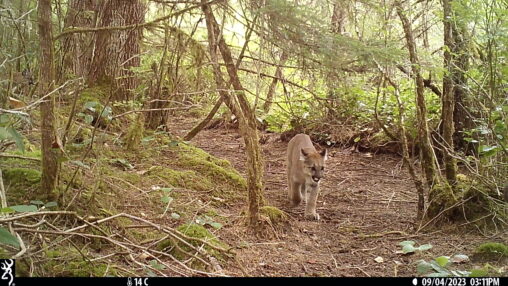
xmin=202 ymin=0 xmax=265 ymax=230
xmin=87 ymin=0 xmax=144 ymax=100
xmin=442 ymin=0 xmax=458 ymax=185
xmin=38 ymin=0 xmax=59 ymax=199
xmin=451 ymin=10 xmax=470 ymax=150
xmin=263 ymin=51 xmax=288 ymax=113
xmin=60 ymin=0 xmax=96 ymax=81
xmin=183 ymin=97 xmax=222 ymax=141
xmin=331 ymin=0 xmax=348 ymax=34
xmin=396 ymin=2 xmax=438 ymax=189
xmin=376 ymin=61 xmax=425 ymax=221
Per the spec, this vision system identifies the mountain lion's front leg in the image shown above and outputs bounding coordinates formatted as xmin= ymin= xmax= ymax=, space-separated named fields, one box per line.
xmin=304 ymin=185 xmax=320 ymax=220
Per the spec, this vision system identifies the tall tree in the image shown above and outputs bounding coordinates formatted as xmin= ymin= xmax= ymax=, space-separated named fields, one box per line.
xmin=202 ymin=0 xmax=265 ymax=230
xmin=442 ymin=0 xmax=458 ymax=185
xmin=60 ymin=0 xmax=97 ymax=81
xmin=63 ymin=0 xmax=145 ymax=100
xmin=38 ymin=0 xmax=59 ymax=198
xmin=396 ymin=1 xmax=438 ymax=189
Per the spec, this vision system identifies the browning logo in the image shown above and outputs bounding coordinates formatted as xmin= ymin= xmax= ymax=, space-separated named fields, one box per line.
xmin=0 ymin=260 xmax=14 ymax=286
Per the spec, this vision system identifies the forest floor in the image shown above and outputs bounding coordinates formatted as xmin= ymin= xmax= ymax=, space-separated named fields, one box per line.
xmin=165 ymin=116 xmax=507 ymax=277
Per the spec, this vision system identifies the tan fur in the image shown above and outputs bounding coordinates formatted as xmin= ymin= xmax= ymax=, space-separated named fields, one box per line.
xmin=286 ymin=134 xmax=327 ymax=220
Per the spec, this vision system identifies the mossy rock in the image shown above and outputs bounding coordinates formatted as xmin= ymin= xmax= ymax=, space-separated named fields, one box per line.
xmin=169 ymin=142 xmax=246 ymax=198
xmin=143 ymin=141 xmax=247 ymax=201
xmin=260 ymin=206 xmax=289 ymax=224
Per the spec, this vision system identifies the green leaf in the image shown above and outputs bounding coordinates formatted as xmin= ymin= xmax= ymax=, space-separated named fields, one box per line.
xmin=161 ymin=195 xmax=173 ymax=204
xmin=11 ymin=205 xmax=38 ymax=212
xmin=435 ymin=256 xmax=450 ymax=267
xmin=429 ymin=260 xmax=449 ymax=273
xmin=399 ymin=240 xmax=415 ymax=247
xmin=149 ymin=260 xmax=166 ymax=270
xmin=427 ymin=272 xmax=450 ymax=277
xmin=402 ymin=244 xmax=416 ymax=254
xmin=0 ymin=127 xmax=10 ymax=140
xmin=84 ymin=101 xmax=100 ymax=111
xmin=30 ymin=200 xmax=44 ymax=205
xmin=161 ymin=188 xmax=172 ymax=193
xmin=45 ymin=202 xmax=58 ymax=208
xmin=84 ymin=114 xmax=94 ymax=124
xmin=417 ymin=260 xmax=434 ymax=274
xmin=7 ymin=127 xmax=24 ymax=152
xmin=417 ymin=244 xmax=433 ymax=251
xmin=0 ymin=227 xmax=20 ymax=248
xmin=0 ymin=127 xmax=25 ymax=152
xmin=469 ymin=269 xmax=488 ymax=277
xmin=170 ymin=213 xmax=180 ymax=220
xmin=209 ymin=222 xmax=223 ymax=229
xmin=478 ymin=145 xmax=498 ymax=157
xmin=0 ymin=207 xmax=15 ymax=214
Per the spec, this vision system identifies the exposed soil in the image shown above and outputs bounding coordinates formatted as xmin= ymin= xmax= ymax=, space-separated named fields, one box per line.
xmin=166 ymin=116 xmax=507 ymax=277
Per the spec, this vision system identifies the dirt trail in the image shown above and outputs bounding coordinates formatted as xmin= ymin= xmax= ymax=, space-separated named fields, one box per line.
xmin=167 ymin=116 xmax=506 ymax=277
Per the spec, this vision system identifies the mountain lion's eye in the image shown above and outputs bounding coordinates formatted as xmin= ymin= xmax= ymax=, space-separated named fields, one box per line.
xmin=321 ymin=167 xmax=324 ymax=171
xmin=311 ymin=166 xmax=316 ymax=171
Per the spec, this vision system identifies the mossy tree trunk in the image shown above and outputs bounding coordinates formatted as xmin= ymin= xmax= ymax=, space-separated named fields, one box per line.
xmin=86 ymin=0 xmax=145 ymax=100
xmin=396 ymin=2 xmax=438 ymax=189
xmin=202 ymin=0 xmax=265 ymax=231
xmin=60 ymin=0 xmax=96 ymax=81
xmin=38 ymin=0 xmax=59 ymax=199
xmin=442 ymin=0 xmax=458 ymax=185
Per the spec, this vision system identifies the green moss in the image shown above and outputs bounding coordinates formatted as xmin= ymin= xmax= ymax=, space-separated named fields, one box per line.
xmin=79 ymin=85 xmax=109 ymax=105
xmin=124 ymin=115 xmax=145 ymax=150
xmin=148 ymin=166 xmax=212 ymax=192
xmin=426 ymin=182 xmax=460 ymax=220
xmin=3 ymin=168 xmax=42 ymax=203
xmin=157 ymin=223 xmax=228 ymax=268
xmin=43 ymin=246 xmax=116 ymax=277
xmin=260 ymin=206 xmax=289 ymax=224
xmin=170 ymin=142 xmax=246 ymax=198
xmin=3 ymin=168 xmax=41 ymax=185
xmin=476 ymin=242 xmax=508 ymax=257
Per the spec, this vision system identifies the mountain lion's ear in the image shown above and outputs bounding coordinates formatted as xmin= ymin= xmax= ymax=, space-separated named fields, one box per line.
xmin=300 ymin=148 xmax=309 ymax=161
xmin=320 ymin=149 xmax=328 ymax=160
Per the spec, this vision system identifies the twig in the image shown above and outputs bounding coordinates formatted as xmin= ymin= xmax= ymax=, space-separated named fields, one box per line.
xmin=0 ymin=153 xmax=41 ymax=162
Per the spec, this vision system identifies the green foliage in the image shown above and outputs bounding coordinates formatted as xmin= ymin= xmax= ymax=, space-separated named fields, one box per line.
xmin=416 ymin=254 xmax=473 ymax=277
xmin=399 ymin=240 xmax=433 ymax=254
xmin=0 ymin=113 xmax=28 ymax=152
xmin=43 ymin=246 xmax=116 ymax=277
xmin=2 ymin=167 xmax=41 ymax=191
xmin=0 ymin=227 xmax=19 ymax=248
xmin=476 ymin=242 xmax=508 ymax=257
xmin=195 ymin=215 xmax=223 ymax=230
xmin=124 ymin=115 xmax=144 ymax=150
xmin=156 ymin=223 xmax=229 ymax=267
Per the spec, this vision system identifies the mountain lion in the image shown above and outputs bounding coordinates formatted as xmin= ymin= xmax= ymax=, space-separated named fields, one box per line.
xmin=287 ymin=134 xmax=328 ymax=220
